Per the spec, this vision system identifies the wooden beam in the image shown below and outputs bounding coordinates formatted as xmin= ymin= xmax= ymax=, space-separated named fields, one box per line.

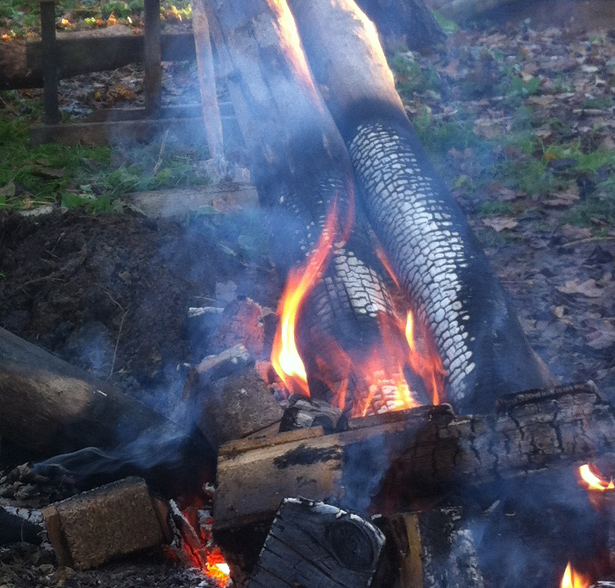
xmin=144 ymin=0 xmax=162 ymax=116
xmin=214 ymin=383 xmax=615 ymax=536
xmin=29 ymin=117 xmax=205 ymax=146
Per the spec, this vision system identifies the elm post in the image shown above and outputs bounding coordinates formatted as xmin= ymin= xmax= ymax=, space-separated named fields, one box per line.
xmin=144 ymin=0 xmax=162 ymax=117
xmin=38 ymin=0 xmax=60 ymax=124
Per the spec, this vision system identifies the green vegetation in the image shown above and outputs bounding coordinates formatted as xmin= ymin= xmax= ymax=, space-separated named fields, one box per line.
xmin=0 ymin=93 xmax=208 ymax=211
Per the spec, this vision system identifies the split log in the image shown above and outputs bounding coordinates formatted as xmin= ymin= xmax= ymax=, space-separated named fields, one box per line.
xmin=214 ymin=383 xmax=615 ymax=541
xmin=355 ymin=0 xmax=446 ymax=51
xmin=0 ymin=327 xmax=215 ymax=494
xmin=248 ymin=498 xmax=385 ymax=588
xmin=288 ymin=0 xmax=553 ymax=413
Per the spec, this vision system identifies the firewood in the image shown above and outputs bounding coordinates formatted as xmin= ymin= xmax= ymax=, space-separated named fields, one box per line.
xmin=380 ymin=507 xmax=484 ymax=588
xmin=42 ymin=477 xmax=171 ymax=571
xmin=279 ymin=395 xmax=344 ymax=433
xmin=0 ymin=327 xmax=215 ymax=497
xmin=248 ymin=497 xmax=385 ymax=588
xmin=214 ymin=383 xmax=615 ymax=542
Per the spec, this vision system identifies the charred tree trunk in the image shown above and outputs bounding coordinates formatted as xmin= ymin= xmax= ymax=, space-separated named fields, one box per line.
xmin=356 ymin=0 xmax=446 ymax=51
xmin=287 ymin=0 xmax=553 ymax=414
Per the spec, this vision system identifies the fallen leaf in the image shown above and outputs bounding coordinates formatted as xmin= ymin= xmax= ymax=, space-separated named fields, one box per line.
xmin=551 ymin=305 xmax=565 ymax=318
xmin=482 ymin=217 xmax=519 ymax=232
xmin=528 ymin=95 xmax=555 ymax=107
xmin=556 ymin=279 xmax=604 ymax=298
xmin=215 ymin=280 xmax=237 ymax=304
xmin=582 ymin=65 xmax=599 ymax=73
xmin=32 ymin=167 xmax=65 ymax=179
xmin=559 ymin=225 xmax=592 ymax=241
xmin=0 ymin=181 xmax=15 ymax=197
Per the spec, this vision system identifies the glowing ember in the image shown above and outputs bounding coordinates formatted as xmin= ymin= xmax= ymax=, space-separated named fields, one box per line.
xmin=579 ymin=463 xmax=615 ymax=491
xmin=560 ymin=562 xmax=591 ymax=588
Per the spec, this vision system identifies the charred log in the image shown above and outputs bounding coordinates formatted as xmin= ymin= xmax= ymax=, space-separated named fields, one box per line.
xmin=288 ymin=0 xmax=553 ymax=413
xmin=0 ymin=505 xmax=43 ymax=545
xmin=248 ymin=498 xmax=385 ymax=588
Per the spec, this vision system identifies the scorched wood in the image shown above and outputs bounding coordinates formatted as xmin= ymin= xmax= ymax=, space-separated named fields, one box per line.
xmin=214 ymin=383 xmax=615 ymax=538
xmin=248 ymin=498 xmax=385 ymax=588
xmin=288 ymin=0 xmax=554 ymax=413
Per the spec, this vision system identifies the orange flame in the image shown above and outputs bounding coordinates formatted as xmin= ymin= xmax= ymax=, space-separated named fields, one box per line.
xmin=579 ymin=463 xmax=615 ymax=491
xmin=560 ymin=562 xmax=591 ymax=588
xmin=271 ymin=199 xmax=445 ymax=416
xmin=271 ymin=201 xmax=340 ymax=395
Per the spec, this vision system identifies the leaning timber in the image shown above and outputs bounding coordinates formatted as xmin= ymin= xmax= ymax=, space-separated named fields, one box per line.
xmin=289 ymin=0 xmax=553 ymax=413
xmin=201 ymin=0 xmax=409 ymax=414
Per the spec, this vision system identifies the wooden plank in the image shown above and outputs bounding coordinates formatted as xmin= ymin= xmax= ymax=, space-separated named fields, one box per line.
xmin=23 ymin=33 xmax=196 ymax=87
xmin=29 ymin=117 xmax=205 ymax=146
xmin=214 ymin=383 xmax=615 ymax=534
xmin=248 ymin=498 xmax=385 ymax=588
xmin=124 ymin=184 xmax=259 ymax=218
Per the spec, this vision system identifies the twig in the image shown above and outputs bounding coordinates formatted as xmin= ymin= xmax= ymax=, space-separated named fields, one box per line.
xmin=103 ymin=290 xmax=128 ymax=379
xmin=152 ymin=129 xmax=170 ymax=176
xmin=108 ymin=309 xmax=128 ymax=379
xmin=560 ymin=236 xmax=615 ymax=248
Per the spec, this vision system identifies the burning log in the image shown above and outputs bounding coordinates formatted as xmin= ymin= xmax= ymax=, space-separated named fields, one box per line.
xmin=381 ymin=507 xmax=485 ymax=588
xmin=279 ymin=395 xmax=344 ymax=433
xmin=213 ymin=382 xmax=615 ymax=565
xmin=288 ymin=0 xmax=554 ymax=413
xmin=248 ymin=497 xmax=385 ymax=588
xmin=203 ymin=0 xmax=443 ymax=416
xmin=42 ymin=477 xmax=172 ymax=570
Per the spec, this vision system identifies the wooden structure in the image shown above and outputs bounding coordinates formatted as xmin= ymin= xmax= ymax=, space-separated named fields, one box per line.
xmin=27 ymin=0 xmax=213 ymax=146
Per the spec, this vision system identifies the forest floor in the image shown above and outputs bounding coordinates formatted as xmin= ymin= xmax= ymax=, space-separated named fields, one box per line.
xmin=0 ymin=5 xmax=614 ymax=588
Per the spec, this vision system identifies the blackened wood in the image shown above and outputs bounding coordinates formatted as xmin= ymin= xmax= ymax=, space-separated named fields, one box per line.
xmin=279 ymin=395 xmax=343 ymax=433
xmin=40 ymin=0 xmax=60 ymax=124
xmin=215 ymin=383 xmax=615 ymax=533
xmin=355 ymin=0 xmax=446 ymax=51
xmin=0 ymin=506 xmax=43 ymax=545
xmin=6 ymin=33 xmax=196 ymax=90
xmin=143 ymin=0 xmax=162 ymax=116
xmin=248 ymin=498 xmax=385 ymax=588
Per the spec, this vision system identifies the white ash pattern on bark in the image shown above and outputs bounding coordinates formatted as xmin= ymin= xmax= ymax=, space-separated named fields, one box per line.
xmin=349 ymin=122 xmax=475 ymax=406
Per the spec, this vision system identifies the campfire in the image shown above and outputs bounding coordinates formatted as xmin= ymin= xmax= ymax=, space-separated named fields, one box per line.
xmin=2 ymin=0 xmax=615 ymax=587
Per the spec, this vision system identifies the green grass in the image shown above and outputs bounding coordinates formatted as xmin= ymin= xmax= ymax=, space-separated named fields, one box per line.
xmin=0 ymin=93 xmax=209 ymax=211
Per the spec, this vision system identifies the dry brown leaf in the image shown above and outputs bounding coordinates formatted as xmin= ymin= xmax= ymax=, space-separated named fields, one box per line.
xmin=528 ymin=95 xmax=555 ymax=107
xmin=482 ymin=217 xmax=519 ymax=232
xmin=559 ymin=225 xmax=592 ymax=241
xmin=556 ymin=279 xmax=604 ymax=298
xmin=551 ymin=305 xmax=565 ymax=318
xmin=0 ymin=181 xmax=15 ymax=197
